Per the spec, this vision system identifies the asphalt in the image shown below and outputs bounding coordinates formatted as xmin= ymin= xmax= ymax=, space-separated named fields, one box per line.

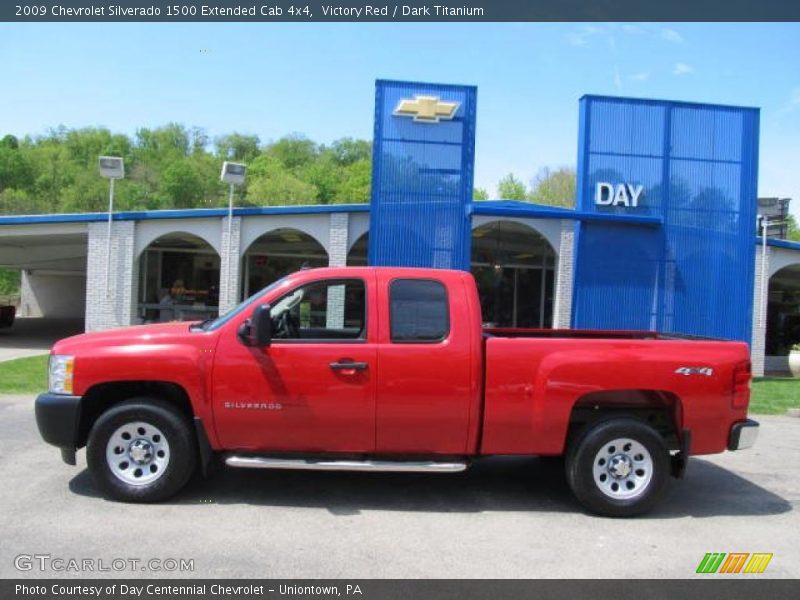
xmin=0 ymin=317 xmax=84 ymax=362
xmin=0 ymin=393 xmax=797 ymax=579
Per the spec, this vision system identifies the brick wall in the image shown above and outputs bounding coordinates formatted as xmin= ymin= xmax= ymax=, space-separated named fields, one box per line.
xmin=751 ymin=246 xmax=769 ymax=377
xmin=325 ymin=213 xmax=349 ymax=328
xmin=85 ymin=221 xmax=135 ymax=331
xmin=218 ymin=216 xmax=242 ymax=314
xmin=553 ymin=219 xmax=575 ymax=329
xmin=328 ymin=212 xmax=349 ymax=267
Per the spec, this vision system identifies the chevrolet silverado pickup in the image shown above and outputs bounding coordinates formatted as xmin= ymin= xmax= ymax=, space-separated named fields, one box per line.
xmin=35 ymin=267 xmax=759 ymax=516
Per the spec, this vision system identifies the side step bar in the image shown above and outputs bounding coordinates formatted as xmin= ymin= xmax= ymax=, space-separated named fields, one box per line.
xmin=225 ymin=455 xmax=468 ymax=474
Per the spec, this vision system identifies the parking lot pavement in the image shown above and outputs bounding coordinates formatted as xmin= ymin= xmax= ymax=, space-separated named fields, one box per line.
xmin=1 ymin=393 xmax=797 ymax=579
xmin=0 ymin=318 xmax=84 ymax=362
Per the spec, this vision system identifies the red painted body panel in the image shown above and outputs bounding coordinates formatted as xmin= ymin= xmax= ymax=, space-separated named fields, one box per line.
xmin=58 ymin=322 xmax=220 ymax=446
xmin=210 ymin=270 xmax=378 ymax=452
xmin=372 ymin=270 xmax=483 ymax=454
xmin=51 ymin=267 xmax=752 ymax=458
xmin=480 ymin=337 xmax=749 ymax=456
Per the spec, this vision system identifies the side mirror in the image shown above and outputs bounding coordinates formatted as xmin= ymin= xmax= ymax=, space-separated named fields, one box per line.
xmin=237 ymin=304 xmax=271 ymax=347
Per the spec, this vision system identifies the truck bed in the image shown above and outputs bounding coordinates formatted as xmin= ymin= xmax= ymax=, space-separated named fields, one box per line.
xmin=478 ymin=332 xmax=749 ymax=457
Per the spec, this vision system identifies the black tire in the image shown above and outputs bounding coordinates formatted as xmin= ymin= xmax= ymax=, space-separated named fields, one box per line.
xmin=565 ymin=417 xmax=669 ymax=517
xmin=86 ymin=397 xmax=197 ymax=502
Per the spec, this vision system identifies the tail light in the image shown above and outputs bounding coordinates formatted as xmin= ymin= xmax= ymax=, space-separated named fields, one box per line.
xmin=732 ymin=360 xmax=751 ymax=409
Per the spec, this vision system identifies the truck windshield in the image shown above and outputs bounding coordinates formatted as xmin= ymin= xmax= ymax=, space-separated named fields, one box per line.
xmin=198 ymin=277 xmax=288 ymax=332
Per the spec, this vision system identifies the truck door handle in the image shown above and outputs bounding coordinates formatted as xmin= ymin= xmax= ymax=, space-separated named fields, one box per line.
xmin=329 ymin=361 xmax=369 ymax=372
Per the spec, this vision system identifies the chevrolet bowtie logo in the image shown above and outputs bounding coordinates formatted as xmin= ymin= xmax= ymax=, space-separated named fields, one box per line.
xmin=393 ymin=95 xmax=460 ymax=123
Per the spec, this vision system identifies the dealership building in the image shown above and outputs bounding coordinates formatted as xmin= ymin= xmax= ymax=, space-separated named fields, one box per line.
xmin=1 ymin=81 xmax=799 ymax=376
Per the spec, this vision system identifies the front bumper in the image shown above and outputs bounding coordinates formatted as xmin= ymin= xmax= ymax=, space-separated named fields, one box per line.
xmin=35 ymin=393 xmax=82 ymax=465
xmin=728 ymin=419 xmax=759 ymax=451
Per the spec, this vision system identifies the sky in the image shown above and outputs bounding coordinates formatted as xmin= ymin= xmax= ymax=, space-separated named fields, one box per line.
xmin=1 ymin=22 xmax=799 ymax=217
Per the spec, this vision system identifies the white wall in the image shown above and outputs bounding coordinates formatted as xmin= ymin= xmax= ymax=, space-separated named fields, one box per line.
xmin=135 ymin=219 xmax=221 ymax=257
xmin=239 ymin=214 xmax=330 ymax=255
xmin=20 ymin=271 xmax=86 ymax=318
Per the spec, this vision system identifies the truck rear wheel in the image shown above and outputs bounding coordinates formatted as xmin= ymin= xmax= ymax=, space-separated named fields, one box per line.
xmin=86 ymin=398 xmax=197 ymax=502
xmin=565 ymin=417 xmax=668 ymax=517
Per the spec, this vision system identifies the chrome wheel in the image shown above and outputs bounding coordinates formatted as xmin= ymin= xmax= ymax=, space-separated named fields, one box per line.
xmin=106 ymin=421 xmax=170 ymax=486
xmin=592 ymin=437 xmax=653 ymax=500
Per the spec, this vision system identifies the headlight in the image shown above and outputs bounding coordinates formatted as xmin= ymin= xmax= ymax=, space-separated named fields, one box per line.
xmin=48 ymin=355 xmax=75 ymax=395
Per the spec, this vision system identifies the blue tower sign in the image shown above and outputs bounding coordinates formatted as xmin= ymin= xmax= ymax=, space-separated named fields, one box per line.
xmin=368 ymin=79 xmax=477 ymax=270
xmin=572 ymin=96 xmax=760 ymax=343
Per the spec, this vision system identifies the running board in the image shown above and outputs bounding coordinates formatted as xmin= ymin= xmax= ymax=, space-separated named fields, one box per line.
xmin=225 ymin=455 xmax=468 ymax=474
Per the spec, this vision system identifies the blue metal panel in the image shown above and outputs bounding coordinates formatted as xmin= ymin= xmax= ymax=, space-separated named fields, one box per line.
xmin=573 ymin=96 xmax=759 ymax=343
xmin=573 ymin=222 xmax=665 ymax=330
xmin=368 ymin=79 xmax=477 ymax=270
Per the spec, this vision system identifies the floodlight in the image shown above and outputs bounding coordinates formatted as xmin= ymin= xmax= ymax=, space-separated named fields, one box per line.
xmin=99 ymin=156 xmax=125 ymax=179
xmin=221 ymin=161 xmax=246 ymax=185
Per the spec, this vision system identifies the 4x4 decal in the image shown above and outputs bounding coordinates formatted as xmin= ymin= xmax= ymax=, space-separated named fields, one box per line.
xmin=675 ymin=367 xmax=714 ymax=377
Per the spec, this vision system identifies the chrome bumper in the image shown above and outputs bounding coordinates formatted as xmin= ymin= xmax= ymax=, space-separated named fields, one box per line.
xmin=728 ymin=419 xmax=759 ymax=451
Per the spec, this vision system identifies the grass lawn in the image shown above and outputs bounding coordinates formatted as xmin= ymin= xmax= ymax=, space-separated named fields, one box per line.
xmin=750 ymin=377 xmax=800 ymax=415
xmin=0 ymin=355 xmax=795 ymax=415
xmin=0 ymin=355 xmax=48 ymax=394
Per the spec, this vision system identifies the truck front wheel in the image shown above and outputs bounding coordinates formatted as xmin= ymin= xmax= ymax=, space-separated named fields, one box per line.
xmin=86 ymin=398 xmax=197 ymax=502
xmin=565 ymin=417 xmax=669 ymax=517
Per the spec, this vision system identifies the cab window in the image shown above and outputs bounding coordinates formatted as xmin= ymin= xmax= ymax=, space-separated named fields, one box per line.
xmin=390 ymin=279 xmax=449 ymax=342
xmin=270 ymin=279 xmax=366 ymax=341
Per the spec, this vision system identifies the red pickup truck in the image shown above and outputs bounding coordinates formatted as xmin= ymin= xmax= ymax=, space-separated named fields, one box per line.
xmin=35 ymin=267 xmax=758 ymax=516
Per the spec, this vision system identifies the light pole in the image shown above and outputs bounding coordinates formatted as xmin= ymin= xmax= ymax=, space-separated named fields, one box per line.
xmin=98 ymin=156 xmax=124 ymax=297
xmin=220 ymin=161 xmax=247 ymax=309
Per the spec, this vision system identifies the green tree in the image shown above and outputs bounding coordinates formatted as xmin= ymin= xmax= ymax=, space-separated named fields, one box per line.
xmin=161 ymin=160 xmax=205 ymax=208
xmin=528 ymin=167 xmax=576 ymax=208
xmin=0 ymin=188 xmax=50 ymax=215
xmin=497 ymin=173 xmax=527 ymax=200
xmin=114 ymin=181 xmax=156 ymax=211
xmin=301 ymin=152 xmax=348 ymax=204
xmin=264 ymin=135 xmax=318 ymax=170
xmin=1 ymin=134 xmax=19 ymax=149
xmin=786 ymin=215 xmax=800 ymax=242
xmin=189 ymin=127 xmax=210 ymax=156
xmin=0 ymin=125 xmax=453 ymax=215
xmin=19 ymin=130 xmax=83 ymax=213
xmin=335 ymin=159 xmax=371 ymax=204
xmin=135 ymin=124 xmax=191 ymax=165
xmin=216 ymin=133 xmax=260 ymax=163
xmin=328 ymin=138 xmax=371 ymax=165
xmin=246 ymin=154 xmax=318 ymax=205
xmin=473 ymin=187 xmax=489 ymax=201
xmin=58 ymin=170 xmax=111 ymax=213
xmin=0 ymin=268 xmax=20 ymax=297
xmin=0 ymin=145 xmax=34 ymax=191
xmin=64 ymin=127 xmax=131 ymax=167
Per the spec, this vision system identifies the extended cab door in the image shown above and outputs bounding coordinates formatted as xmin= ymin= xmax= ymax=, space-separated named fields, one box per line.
xmin=211 ymin=273 xmax=377 ymax=453
xmin=374 ymin=272 xmax=479 ymax=454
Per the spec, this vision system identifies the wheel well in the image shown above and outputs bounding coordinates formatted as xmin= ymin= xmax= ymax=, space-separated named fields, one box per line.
xmin=566 ymin=390 xmax=682 ymax=451
xmin=77 ymin=381 xmax=194 ymax=448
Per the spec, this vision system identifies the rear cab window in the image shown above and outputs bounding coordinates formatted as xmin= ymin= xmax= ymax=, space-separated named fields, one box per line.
xmin=389 ymin=279 xmax=450 ymax=343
